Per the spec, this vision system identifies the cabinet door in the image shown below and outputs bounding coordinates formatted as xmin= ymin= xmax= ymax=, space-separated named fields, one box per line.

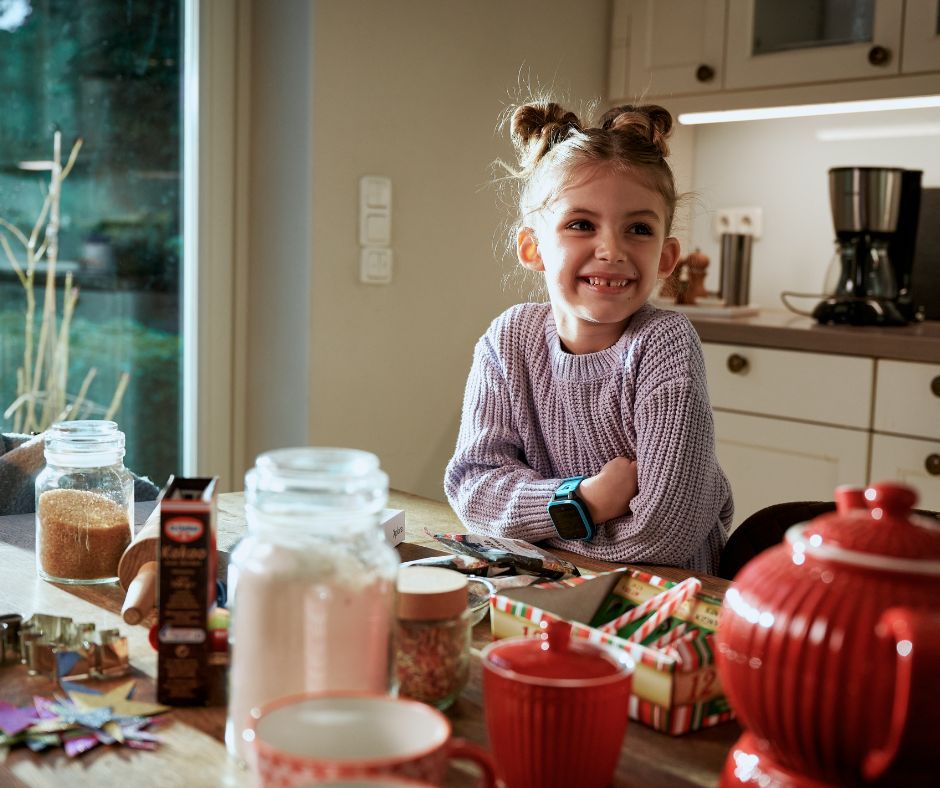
xmin=902 ymin=0 xmax=940 ymax=73
xmin=627 ymin=0 xmax=726 ymax=97
xmin=703 ymin=344 xmax=874 ymax=430
xmin=714 ymin=410 xmax=869 ymax=529
xmin=873 ymin=359 xmax=940 ymax=441
xmin=724 ymin=0 xmax=903 ymax=89
xmin=870 ymin=433 xmax=940 ymax=510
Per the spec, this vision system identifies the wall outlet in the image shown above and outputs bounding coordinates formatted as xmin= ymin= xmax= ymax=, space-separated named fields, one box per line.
xmin=714 ymin=206 xmax=763 ymax=239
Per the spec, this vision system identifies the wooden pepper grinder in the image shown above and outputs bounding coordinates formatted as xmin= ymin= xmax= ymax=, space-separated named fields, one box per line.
xmin=684 ymin=248 xmax=710 ymax=304
xmin=118 ymin=505 xmax=162 ymax=625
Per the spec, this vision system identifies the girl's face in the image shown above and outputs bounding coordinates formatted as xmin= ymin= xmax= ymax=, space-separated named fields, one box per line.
xmin=517 ymin=165 xmax=679 ymax=354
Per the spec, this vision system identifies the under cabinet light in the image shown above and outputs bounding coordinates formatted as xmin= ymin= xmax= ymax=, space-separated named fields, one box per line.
xmin=678 ymin=95 xmax=940 ymax=125
xmin=816 ymin=122 xmax=940 ymax=141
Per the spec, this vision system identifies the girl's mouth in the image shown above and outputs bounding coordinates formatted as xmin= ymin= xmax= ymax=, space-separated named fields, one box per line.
xmin=581 ymin=276 xmax=633 ymax=289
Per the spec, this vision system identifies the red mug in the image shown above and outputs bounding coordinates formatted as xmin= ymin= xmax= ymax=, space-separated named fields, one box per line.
xmin=481 ymin=620 xmax=635 ymax=788
xmin=248 ymin=692 xmax=495 ymax=787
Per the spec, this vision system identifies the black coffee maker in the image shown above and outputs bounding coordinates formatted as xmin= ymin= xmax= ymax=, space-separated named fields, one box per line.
xmin=813 ymin=166 xmax=922 ymax=326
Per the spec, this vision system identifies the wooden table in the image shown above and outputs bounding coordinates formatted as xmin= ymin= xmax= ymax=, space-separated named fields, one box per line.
xmin=0 ymin=491 xmax=740 ymax=787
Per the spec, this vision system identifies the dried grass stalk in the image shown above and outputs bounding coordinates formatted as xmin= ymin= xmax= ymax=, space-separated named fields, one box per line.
xmin=1 ymin=131 xmax=129 ymax=433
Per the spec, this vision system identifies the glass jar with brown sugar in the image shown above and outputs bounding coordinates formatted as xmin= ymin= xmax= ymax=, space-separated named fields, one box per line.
xmin=35 ymin=420 xmax=134 ymax=584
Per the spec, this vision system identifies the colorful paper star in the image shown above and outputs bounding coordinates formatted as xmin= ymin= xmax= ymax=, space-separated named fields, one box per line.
xmin=0 ymin=702 xmax=38 ymax=736
xmin=68 ymin=680 xmax=169 ymax=718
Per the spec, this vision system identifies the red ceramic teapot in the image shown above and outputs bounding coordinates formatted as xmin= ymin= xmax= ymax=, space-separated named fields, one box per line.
xmin=716 ymin=482 xmax=940 ymax=787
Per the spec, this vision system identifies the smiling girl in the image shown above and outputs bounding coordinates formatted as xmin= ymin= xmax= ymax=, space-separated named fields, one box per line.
xmin=443 ymin=101 xmax=733 ymax=573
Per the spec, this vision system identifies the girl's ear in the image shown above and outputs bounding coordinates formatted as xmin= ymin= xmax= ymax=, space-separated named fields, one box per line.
xmin=517 ymin=227 xmax=544 ymax=271
xmin=657 ymin=237 xmax=681 ymax=277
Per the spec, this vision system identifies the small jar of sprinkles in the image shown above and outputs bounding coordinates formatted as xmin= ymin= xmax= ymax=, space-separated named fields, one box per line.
xmin=394 ymin=566 xmax=471 ymax=710
xmin=35 ymin=420 xmax=134 ymax=584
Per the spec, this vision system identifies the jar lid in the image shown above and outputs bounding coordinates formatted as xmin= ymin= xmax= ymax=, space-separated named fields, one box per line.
xmin=483 ymin=620 xmax=631 ymax=684
xmin=396 ymin=567 xmax=468 ymax=621
xmin=246 ymin=447 xmax=388 ymax=515
xmin=44 ymin=420 xmax=125 ymax=467
xmin=793 ymin=482 xmax=940 ymax=572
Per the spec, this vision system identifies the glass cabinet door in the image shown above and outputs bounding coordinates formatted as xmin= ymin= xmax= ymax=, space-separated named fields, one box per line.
xmin=725 ymin=0 xmax=902 ymax=89
xmin=751 ymin=0 xmax=874 ymax=55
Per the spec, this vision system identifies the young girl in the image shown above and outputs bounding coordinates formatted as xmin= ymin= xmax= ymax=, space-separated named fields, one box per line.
xmin=444 ymin=101 xmax=733 ymax=573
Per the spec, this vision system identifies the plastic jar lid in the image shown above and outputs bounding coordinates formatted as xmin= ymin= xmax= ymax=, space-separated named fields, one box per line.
xmin=397 ymin=567 xmax=468 ymax=621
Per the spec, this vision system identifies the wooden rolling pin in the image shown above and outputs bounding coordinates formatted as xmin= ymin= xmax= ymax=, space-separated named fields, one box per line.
xmin=118 ymin=505 xmax=162 ymax=625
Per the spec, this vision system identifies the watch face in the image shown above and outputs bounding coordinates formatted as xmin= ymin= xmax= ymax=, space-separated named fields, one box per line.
xmin=549 ymin=502 xmax=591 ymax=540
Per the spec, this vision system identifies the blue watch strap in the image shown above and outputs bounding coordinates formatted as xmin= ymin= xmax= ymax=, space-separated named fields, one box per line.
xmin=554 ymin=475 xmax=586 ymax=499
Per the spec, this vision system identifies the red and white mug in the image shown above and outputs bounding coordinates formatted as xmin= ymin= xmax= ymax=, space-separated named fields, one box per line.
xmin=248 ymin=692 xmax=495 ymax=787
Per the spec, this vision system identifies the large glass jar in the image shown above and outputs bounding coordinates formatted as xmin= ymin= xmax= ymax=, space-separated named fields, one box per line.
xmin=35 ymin=420 xmax=134 ymax=585
xmin=226 ymin=447 xmax=400 ymax=764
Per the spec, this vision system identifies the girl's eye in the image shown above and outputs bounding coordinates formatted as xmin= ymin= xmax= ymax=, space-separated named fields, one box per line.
xmin=566 ymin=220 xmax=594 ymax=231
xmin=629 ymin=223 xmax=654 ymax=236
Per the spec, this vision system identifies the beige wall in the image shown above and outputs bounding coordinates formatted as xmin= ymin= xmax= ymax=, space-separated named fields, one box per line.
xmin=308 ymin=0 xmax=610 ymax=500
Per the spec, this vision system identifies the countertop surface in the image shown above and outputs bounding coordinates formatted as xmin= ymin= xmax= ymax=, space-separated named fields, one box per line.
xmin=678 ymin=308 xmax=940 ymax=363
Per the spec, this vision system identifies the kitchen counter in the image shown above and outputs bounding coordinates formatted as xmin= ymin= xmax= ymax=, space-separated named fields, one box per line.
xmin=683 ymin=309 xmax=940 ymax=363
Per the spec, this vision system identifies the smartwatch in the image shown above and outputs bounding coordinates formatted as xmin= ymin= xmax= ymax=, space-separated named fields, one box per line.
xmin=547 ymin=476 xmax=595 ymax=541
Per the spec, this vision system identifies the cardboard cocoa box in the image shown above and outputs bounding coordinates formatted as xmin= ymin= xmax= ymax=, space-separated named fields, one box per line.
xmin=489 ymin=567 xmax=734 ymax=735
xmin=156 ymin=476 xmax=218 ymax=706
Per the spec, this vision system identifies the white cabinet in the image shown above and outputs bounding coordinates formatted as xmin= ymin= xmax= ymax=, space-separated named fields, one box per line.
xmin=869 ymin=434 xmax=940 ymax=509
xmin=714 ymin=411 xmax=870 ymax=529
xmin=625 ymin=0 xmax=726 ymax=97
xmin=724 ymin=0 xmax=903 ymax=89
xmin=611 ymin=0 xmax=940 ymax=106
xmin=869 ymin=359 xmax=940 ymax=509
xmin=902 ymin=0 xmax=940 ymax=73
xmin=703 ymin=345 xmax=939 ymax=527
xmin=703 ymin=343 xmax=873 ymax=527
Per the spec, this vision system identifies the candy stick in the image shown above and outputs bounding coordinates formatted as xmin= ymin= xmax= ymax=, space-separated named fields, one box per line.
xmin=599 ymin=576 xmax=700 ymax=635
xmin=626 ymin=578 xmax=702 ymax=644
xmin=645 ymin=622 xmax=688 ymax=650
xmin=663 ymin=628 xmax=705 ymax=665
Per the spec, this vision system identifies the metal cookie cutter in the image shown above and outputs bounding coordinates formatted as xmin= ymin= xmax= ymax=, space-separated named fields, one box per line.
xmin=7 ymin=613 xmax=130 ymax=681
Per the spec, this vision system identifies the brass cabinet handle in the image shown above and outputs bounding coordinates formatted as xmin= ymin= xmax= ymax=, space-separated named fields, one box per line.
xmin=726 ymin=353 xmax=749 ymax=374
xmin=868 ymin=45 xmax=891 ymax=66
xmin=695 ymin=64 xmax=715 ymax=82
xmin=927 ymin=454 xmax=940 ymax=476
xmin=931 ymin=376 xmax=940 ymax=398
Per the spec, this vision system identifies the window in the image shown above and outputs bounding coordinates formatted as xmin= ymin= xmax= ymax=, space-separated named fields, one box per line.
xmin=0 ymin=0 xmax=182 ymax=486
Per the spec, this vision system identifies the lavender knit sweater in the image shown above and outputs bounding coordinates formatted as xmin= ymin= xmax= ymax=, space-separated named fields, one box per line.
xmin=444 ymin=302 xmax=733 ymax=574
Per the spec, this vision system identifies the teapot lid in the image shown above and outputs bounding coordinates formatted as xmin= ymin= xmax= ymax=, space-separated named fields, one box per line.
xmin=793 ymin=482 xmax=940 ymax=572
xmin=482 ymin=620 xmax=632 ymax=685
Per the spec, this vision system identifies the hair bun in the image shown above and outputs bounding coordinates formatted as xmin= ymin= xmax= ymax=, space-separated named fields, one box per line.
xmin=599 ymin=104 xmax=673 ymax=158
xmin=510 ymin=102 xmax=582 ymax=170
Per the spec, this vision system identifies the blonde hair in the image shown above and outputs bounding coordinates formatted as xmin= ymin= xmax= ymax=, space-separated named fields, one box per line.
xmin=501 ymin=101 xmax=678 ymax=236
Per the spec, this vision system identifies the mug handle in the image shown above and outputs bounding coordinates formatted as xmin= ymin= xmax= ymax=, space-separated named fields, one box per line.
xmin=447 ymin=737 xmax=497 ymax=788
xmin=863 ymin=607 xmax=940 ymax=781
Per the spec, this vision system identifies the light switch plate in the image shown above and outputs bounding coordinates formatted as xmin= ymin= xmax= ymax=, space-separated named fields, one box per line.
xmin=360 ymin=176 xmax=392 ymax=246
xmin=360 ymin=247 xmax=393 ymax=284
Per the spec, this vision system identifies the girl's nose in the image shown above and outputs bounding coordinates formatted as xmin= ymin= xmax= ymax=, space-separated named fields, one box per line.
xmin=596 ymin=230 xmax=626 ymax=263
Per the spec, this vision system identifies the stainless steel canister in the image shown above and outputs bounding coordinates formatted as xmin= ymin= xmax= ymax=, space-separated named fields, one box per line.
xmin=719 ymin=233 xmax=753 ymax=306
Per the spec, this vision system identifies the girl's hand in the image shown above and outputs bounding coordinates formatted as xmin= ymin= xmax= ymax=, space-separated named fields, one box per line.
xmin=578 ymin=457 xmax=638 ymax=524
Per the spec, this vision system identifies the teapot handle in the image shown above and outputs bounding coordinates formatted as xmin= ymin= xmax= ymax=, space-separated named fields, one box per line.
xmin=863 ymin=607 xmax=940 ymax=781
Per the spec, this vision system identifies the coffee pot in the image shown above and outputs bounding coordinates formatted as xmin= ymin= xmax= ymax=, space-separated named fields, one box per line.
xmin=715 ymin=482 xmax=940 ymax=786
xmin=813 ymin=167 xmax=923 ymax=326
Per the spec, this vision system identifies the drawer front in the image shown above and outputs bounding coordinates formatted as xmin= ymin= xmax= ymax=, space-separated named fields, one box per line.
xmin=870 ymin=433 xmax=940 ymax=511
xmin=873 ymin=360 xmax=940 ymax=441
xmin=703 ymin=344 xmax=874 ymax=429
xmin=714 ymin=411 xmax=869 ymax=529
